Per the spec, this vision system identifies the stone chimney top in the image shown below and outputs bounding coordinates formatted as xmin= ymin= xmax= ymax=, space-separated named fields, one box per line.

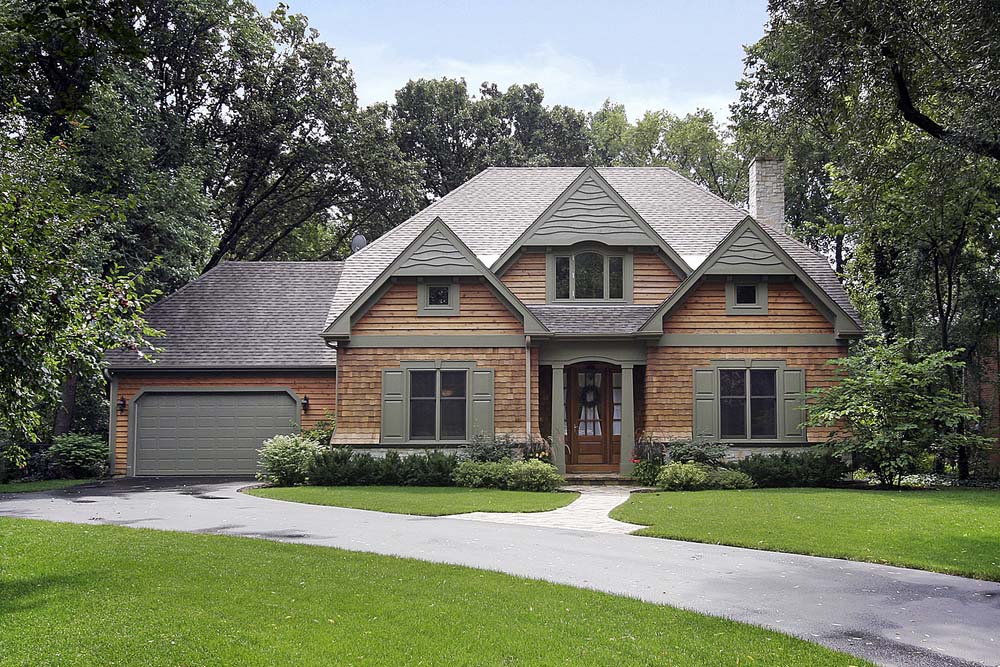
xmin=749 ymin=156 xmax=785 ymax=229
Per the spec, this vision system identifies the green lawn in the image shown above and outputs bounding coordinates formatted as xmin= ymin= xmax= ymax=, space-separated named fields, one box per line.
xmin=246 ymin=485 xmax=580 ymax=516
xmin=0 ymin=478 xmax=95 ymax=494
xmin=612 ymin=487 xmax=1000 ymax=581
xmin=0 ymin=518 xmax=871 ymax=667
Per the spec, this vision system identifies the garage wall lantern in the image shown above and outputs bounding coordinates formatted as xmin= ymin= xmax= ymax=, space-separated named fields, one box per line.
xmin=117 ymin=397 xmax=127 ymax=415
xmin=301 ymin=395 xmax=310 ymax=413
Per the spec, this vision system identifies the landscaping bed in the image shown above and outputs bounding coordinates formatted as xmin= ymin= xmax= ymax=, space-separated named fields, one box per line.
xmin=0 ymin=478 xmax=95 ymax=494
xmin=611 ymin=487 xmax=1000 ymax=581
xmin=247 ymin=485 xmax=579 ymax=516
xmin=0 ymin=517 xmax=872 ymax=666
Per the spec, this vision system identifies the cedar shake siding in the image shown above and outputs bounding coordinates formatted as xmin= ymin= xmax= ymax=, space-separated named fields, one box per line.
xmin=111 ymin=372 xmax=336 ymax=475
xmin=643 ymin=345 xmax=846 ymax=443
xmin=663 ymin=277 xmax=834 ymax=334
xmin=333 ymin=347 xmax=539 ymax=445
xmin=633 ymin=249 xmax=682 ymax=304
xmin=501 ymin=251 xmax=547 ymax=304
xmin=353 ymin=279 xmax=523 ymax=335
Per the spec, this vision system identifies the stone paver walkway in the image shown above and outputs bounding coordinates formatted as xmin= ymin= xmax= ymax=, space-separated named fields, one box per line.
xmin=450 ymin=485 xmax=643 ymax=533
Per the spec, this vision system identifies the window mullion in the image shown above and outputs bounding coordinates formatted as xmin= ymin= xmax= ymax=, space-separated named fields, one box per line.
xmin=745 ymin=369 xmax=752 ymax=439
xmin=435 ymin=370 xmax=441 ymax=441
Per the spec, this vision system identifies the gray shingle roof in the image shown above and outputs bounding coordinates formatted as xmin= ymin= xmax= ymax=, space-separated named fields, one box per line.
xmin=528 ymin=305 xmax=660 ymax=335
xmin=107 ymin=262 xmax=341 ymax=370
xmin=326 ymin=167 xmax=860 ymax=329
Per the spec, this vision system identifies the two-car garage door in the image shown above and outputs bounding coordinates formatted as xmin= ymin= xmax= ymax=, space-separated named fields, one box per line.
xmin=133 ymin=391 xmax=297 ymax=476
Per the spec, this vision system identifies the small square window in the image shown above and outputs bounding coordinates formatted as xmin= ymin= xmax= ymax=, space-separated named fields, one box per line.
xmin=735 ymin=284 xmax=757 ymax=305
xmin=428 ymin=285 xmax=450 ymax=306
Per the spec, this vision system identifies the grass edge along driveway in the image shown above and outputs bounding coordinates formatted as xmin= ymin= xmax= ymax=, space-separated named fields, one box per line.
xmin=0 ymin=478 xmax=95 ymax=494
xmin=0 ymin=517 xmax=873 ymax=667
xmin=246 ymin=485 xmax=579 ymax=515
xmin=611 ymin=487 xmax=1000 ymax=581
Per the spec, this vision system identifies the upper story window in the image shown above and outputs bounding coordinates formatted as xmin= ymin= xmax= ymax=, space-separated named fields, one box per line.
xmin=553 ymin=250 xmax=626 ymax=301
xmin=725 ymin=278 xmax=768 ymax=315
xmin=417 ymin=281 xmax=459 ymax=316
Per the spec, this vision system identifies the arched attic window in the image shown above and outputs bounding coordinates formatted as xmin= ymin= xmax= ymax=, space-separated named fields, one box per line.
xmin=551 ymin=247 xmax=628 ymax=301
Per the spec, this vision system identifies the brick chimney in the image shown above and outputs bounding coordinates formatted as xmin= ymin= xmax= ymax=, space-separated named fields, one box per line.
xmin=749 ymin=156 xmax=785 ymax=229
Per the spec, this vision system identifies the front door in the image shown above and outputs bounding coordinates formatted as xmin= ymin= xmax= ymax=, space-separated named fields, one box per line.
xmin=566 ymin=362 xmax=621 ymax=472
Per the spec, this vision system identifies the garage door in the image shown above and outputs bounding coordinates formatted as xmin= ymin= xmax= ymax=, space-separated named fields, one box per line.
xmin=134 ymin=391 xmax=298 ymax=476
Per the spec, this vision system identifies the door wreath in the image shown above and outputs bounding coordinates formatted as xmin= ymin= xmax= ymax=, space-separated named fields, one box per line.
xmin=579 ymin=383 xmax=601 ymax=409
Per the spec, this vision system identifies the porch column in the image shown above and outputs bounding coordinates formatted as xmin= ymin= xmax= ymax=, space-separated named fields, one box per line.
xmin=550 ymin=363 xmax=566 ymax=473
xmin=619 ymin=363 xmax=636 ymax=476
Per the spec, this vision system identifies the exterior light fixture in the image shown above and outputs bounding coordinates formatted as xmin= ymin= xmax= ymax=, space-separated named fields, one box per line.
xmin=301 ymin=395 xmax=310 ymax=412
xmin=117 ymin=397 xmax=127 ymax=415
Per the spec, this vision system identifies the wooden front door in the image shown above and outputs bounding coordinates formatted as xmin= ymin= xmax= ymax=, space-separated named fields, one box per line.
xmin=566 ymin=363 xmax=622 ymax=472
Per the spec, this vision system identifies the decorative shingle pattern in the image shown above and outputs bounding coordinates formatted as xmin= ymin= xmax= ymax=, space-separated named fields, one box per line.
xmin=106 ymin=262 xmax=342 ymax=369
xmin=528 ymin=305 xmax=660 ymax=335
xmin=326 ymin=167 xmax=860 ymax=330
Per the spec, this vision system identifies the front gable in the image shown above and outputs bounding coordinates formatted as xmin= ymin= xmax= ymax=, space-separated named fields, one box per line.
xmin=492 ymin=167 xmax=690 ymax=276
xmin=324 ymin=217 xmax=547 ymax=340
xmin=640 ymin=216 xmax=863 ymax=338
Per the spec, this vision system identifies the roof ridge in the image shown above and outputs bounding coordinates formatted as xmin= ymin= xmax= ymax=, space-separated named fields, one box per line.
xmin=352 ymin=166 xmax=506 ymax=258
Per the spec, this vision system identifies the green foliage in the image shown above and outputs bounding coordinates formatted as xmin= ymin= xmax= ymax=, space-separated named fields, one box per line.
xmin=733 ymin=450 xmax=849 ymax=488
xmin=307 ymin=449 xmax=458 ymax=487
xmin=459 ymin=432 xmax=519 ymax=463
xmin=506 ymin=460 xmax=565 ymax=492
xmin=452 ymin=459 xmax=564 ymax=492
xmin=655 ymin=463 xmax=712 ymax=491
xmin=256 ymin=434 xmax=324 ymax=487
xmin=632 ymin=433 xmax=667 ymax=465
xmin=631 ymin=461 xmax=662 ymax=486
xmin=806 ymin=339 xmax=991 ymax=486
xmin=666 ymin=439 xmax=728 ymax=467
xmin=707 ymin=468 xmax=756 ymax=490
xmin=301 ymin=414 xmax=336 ymax=445
xmin=453 ymin=461 xmax=516 ymax=489
xmin=44 ymin=433 xmax=108 ymax=479
xmin=0 ymin=112 xmax=160 ymax=464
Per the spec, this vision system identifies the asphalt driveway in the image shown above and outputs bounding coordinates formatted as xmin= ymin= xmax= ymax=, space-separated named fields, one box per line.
xmin=2 ymin=478 xmax=998 ymax=667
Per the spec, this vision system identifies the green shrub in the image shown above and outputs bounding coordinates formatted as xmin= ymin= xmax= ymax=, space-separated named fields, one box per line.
xmin=667 ymin=439 xmax=728 ymax=466
xmin=257 ymin=434 xmax=323 ymax=486
xmin=632 ymin=460 xmax=661 ymax=486
xmin=453 ymin=460 xmax=512 ymax=488
xmin=656 ymin=462 xmax=711 ymax=491
xmin=45 ymin=433 xmax=108 ymax=479
xmin=307 ymin=448 xmax=457 ymax=487
xmin=733 ymin=449 xmax=849 ymax=488
xmin=507 ymin=459 xmax=564 ymax=491
xmin=633 ymin=434 xmax=667 ymax=465
xmin=302 ymin=413 xmax=336 ymax=445
xmin=707 ymin=468 xmax=755 ymax=490
xmin=460 ymin=432 xmax=519 ymax=462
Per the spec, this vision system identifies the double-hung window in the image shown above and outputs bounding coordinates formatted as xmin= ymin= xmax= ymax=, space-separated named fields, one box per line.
xmin=719 ymin=368 xmax=778 ymax=439
xmin=408 ymin=369 xmax=467 ymax=441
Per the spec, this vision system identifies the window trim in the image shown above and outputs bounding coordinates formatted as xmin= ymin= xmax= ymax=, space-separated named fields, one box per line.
xmin=725 ymin=277 xmax=768 ymax=315
xmin=417 ymin=280 xmax=460 ymax=316
xmin=545 ymin=246 xmax=633 ymax=303
xmin=694 ymin=359 xmax=807 ymax=445
xmin=397 ymin=361 xmax=478 ymax=445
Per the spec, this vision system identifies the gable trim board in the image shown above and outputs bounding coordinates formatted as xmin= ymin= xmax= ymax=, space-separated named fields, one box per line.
xmin=324 ymin=217 xmax=548 ymax=340
xmin=640 ymin=216 xmax=864 ymax=339
xmin=491 ymin=167 xmax=691 ymax=278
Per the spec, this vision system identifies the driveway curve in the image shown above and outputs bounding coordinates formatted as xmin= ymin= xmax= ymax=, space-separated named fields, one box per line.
xmin=2 ymin=478 xmax=998 ymax=667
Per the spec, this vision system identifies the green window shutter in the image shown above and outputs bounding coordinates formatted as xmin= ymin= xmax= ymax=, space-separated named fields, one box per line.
xmin=381 ymin=369 xmax=406 ymax=444
xmin=692 ymin=368 xmax=718 ymax=440
xmin=781 ymin=369 xmax=807 ymax=439
xmin=470 ymin=369 xmax=494 ymax=439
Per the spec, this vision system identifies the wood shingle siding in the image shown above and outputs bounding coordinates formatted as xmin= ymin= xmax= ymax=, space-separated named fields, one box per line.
xmin=500 ymin=251 xmax=547 ymax=304
xmin=643 ymin=345 xmax=845 ymax=442
xmin=353 ymin=279 xmax=523 ymax=334
xmin=111 ymin=372 xmax=336 ymax=475
xmin=334 ymin=347 xmax=539 ymax=445
xmin=633 ymin=249 xmax=682 ymax=304
xmin=663 ymin=278 xmax=833 ymax=334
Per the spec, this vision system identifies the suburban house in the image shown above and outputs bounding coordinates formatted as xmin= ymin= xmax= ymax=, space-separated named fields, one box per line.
xmin=105 ymin=160 xmax=864 ymax=477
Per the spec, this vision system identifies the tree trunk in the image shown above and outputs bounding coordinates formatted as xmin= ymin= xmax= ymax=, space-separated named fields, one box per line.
xmin=53 ymin=371 xmax=78 ymax=436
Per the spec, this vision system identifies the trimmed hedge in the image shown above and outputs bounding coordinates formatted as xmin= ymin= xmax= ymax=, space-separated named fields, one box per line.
xmin=308 ymin=449 xmax=458 ymax=487
xmin=453 ymin=459 xmax=564 ymax=492
xmin=732 ymin=450 xmax=848 ymax=488
xmin=655 ymin=462 xmax=754 ymax=491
